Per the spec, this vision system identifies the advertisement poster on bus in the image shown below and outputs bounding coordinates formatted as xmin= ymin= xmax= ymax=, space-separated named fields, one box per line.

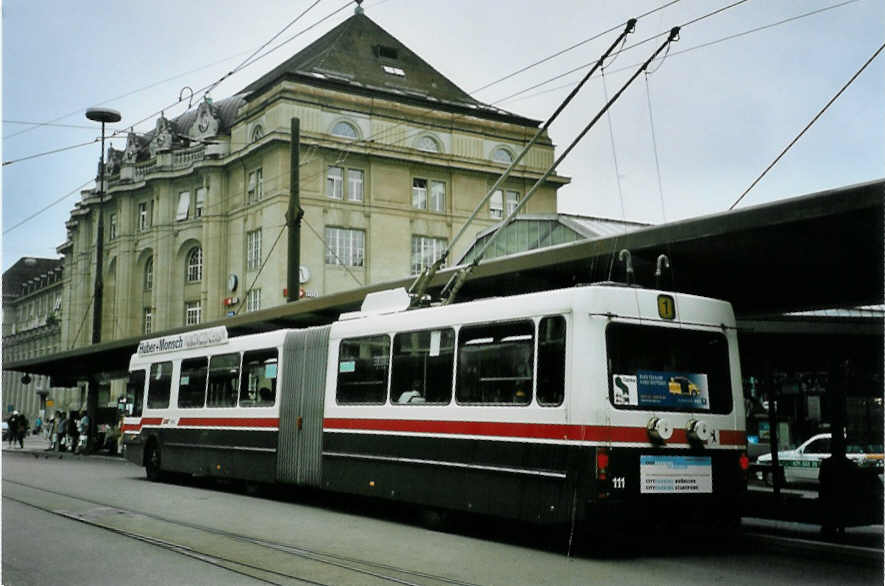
xmin=612 ymin=370 xmax=710 ymax=410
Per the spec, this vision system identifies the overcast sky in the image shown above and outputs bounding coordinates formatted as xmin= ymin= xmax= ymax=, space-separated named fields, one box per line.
xmin=2 ymin=0 xmax=883 ymax=271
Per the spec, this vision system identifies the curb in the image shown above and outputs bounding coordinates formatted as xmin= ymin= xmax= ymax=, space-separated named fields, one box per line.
xmin=743 ymin=531 xmax=884 ymax=566
xmin=2 ymin=447 xmax=127 ymax=464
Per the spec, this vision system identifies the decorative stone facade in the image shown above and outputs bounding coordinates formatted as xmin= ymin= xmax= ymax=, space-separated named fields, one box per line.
xmin=58 ymin=10 xmax=568 ymax=353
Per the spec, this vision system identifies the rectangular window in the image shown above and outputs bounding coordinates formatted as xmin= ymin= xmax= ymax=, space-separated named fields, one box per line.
xmin=505 ymin=190 xmax=520 ymax=216
xmin=336 ymin=335 xmax=390 ymax=404
xmin=391 ymin=328 xmax=454 ymax=405
xmin=606 ymin=323 xmax=733 ymax=414
xmin=412 ymin=178 xmax=427 ymax=209
xmin=143 ymin=307 xmax=153 ymax=334
xmin=185 ymin=300 xmax=202 ymax=326
xmin=239 ymin=348 xmax=278 ymax=407
xmin=138 ymin=202 xmax=150 ymax=231
xmin=195 ymin=187 xmax=206 ymax=217
xmin=147 ymin=361 xmax=173 ymax=409
xmin=247 ymin=169 xmax=263 ymax=202
xmin=537 ymin=316 xmax=566 ymax=406
xmin=126 ymin=370 xmax=145 ymax=417
xmin=207 ymin=353 xmax=240 ymax=407
xmin=109 ymin=213 xmax=118 ymax=240
xmin=347 ymin=169 xmax=364 ymax=202
xmin=411 ymin=235 xmax=447 ymax=275
xmin=327 ymin=166 xmax=344 ymax=199
xmin=247 ymin=229 xmax=262 ymax=271
xmin=429 ymin=180 xmax=445 ymax=212
xmin=176 ymin=191 xmax=190 ymax=221
xmin=246 ymin=288 xmax=261 ymax=312
xmin=325 ymin=227 xmax=365 ymax=267
xmin=457 ymin=321 xmax=534 ymax=404
xmin=490 ymin=190 xmax=503 ymax=219
xmin=178 ymin=357 xmax=208 ymax=408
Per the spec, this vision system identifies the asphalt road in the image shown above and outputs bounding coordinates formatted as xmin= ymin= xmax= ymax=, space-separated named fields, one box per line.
xmin=2 ymin=448 xmax=882 ymax=586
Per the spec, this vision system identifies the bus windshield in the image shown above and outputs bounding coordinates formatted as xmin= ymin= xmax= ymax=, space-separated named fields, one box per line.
xmin=606 ymin=322 xmax=733 ymax=414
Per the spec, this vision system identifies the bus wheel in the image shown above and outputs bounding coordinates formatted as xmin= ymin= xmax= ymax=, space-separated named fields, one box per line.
xmin=145 ymin=443 xmax=164 ymax=482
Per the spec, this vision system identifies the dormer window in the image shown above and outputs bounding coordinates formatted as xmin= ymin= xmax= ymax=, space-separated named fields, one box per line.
xmin=376 ymin=45 xmax=398 ymax=60
xmin=382 ymin=65 xmax=405 ymax=77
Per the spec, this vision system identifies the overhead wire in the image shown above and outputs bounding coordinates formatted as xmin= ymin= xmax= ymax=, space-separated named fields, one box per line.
xmin=471 ymin=0 xmax=683 ymax=94
xmin=497 ymin=0 xmax=860 ymax=106
xmin=2 ymin=138 xmax=123 ymax=168
xmin=4 ymin=179 xmax=95 ymax=235
xmin=202 ymin=0 xmax=325 ymax=98
xmin=728 ymin=39 xmax=885 ymax=210
xmin=491 ymin=0 xmax=751 ymax=105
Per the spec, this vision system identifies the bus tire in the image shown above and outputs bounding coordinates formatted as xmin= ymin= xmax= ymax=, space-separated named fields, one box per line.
xmin=145 ymin=442 xmax=164 ymax=482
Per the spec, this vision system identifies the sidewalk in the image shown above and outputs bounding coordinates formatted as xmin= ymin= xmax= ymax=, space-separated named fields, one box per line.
xmin=2 ymin=432 xmax=124 ymax=462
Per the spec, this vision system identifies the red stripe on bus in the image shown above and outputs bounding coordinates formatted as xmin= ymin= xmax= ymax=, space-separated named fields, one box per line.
xmin=131 ymin=417 xmax=278 ymax=429
xmin=177 ymin=417 xmax=279 ymax=428
xmin=323 ymin=418 xmax=744 ymax=445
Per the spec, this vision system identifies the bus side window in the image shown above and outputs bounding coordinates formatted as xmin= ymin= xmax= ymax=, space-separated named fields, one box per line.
xmin=336 ymin=335 xmax=390 ymax=404
xmin=537 ymin=316 xmax=566 ymax=406
xmin=456 ymin=321 xmax=534 ymax=405
xmin=240 ymin=348 xmax=278 ymax=407
xmin=126 ymin=370 xmax=146 ymax=417
xmin=178 ymin=357 xmax=208 ymax=408
xmin=207 ymin=353 xmax=240 ymax=407
xmin=147 ymin=362 xmax=173 ymax=409
xmin=390 ymin=328 xmax=454 ymax=405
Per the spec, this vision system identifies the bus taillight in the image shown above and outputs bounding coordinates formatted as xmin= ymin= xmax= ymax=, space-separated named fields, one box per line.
xmin=739 ymin=452 xmax=749 ymax=471
xmin=596 ymin=448 xmax=609 ymax=480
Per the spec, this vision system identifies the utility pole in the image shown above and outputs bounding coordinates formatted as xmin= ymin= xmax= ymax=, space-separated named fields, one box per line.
xmin=287 ymin=118 xmax=304 ymax=302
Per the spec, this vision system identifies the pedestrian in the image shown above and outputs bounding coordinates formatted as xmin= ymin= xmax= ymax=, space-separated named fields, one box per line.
xmin=34 ymin=414 xmax=43 ymax=436
xmin=6 ymin=412 xmax=19 ymax=447
xmin=15 ymin=413 xmax=28 ymax=448
xmin=46 ymin=413 xmax=58 ymax=450
xmin=68 ymin=413 xmax=79 ymax=453
xmin=77 ymin=410 xmax=90 ymax=454
xmin=56 ymin=412 xmax=68 ymax=451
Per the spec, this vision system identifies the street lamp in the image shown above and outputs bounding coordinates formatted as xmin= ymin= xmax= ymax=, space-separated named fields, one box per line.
xmin=85 ymin=107 xmax=121 ymax=345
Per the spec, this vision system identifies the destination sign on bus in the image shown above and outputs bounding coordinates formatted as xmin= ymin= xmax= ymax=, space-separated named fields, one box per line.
xmin=137 ymin=326 xmax=228 ymax=357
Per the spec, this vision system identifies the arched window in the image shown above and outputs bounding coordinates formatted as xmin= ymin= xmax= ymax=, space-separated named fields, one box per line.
xmin=186 ymin=247 xmax=203 ymax=282
xmin=144 ymin=257 xmax=153 ymax=290
xmin=331 ymin=121 xmax=358 ymax=139
xmin=416 ymin=135 xmax=440 ymax=153
xmin=492 ymin=147 xmax=514 ymax=164
xmin=251 ymin=125 xmax=264 ymax=142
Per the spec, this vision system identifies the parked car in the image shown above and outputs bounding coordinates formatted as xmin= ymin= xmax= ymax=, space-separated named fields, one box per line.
xmin=757 ymin=433 xmax=884 ymax=485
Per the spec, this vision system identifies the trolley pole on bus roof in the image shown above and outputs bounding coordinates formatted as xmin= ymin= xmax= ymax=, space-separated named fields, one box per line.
xmin=441 ymin=27 xmax=681 ymax=305
xmin=407 ymin=18 xmax=638 ymax=307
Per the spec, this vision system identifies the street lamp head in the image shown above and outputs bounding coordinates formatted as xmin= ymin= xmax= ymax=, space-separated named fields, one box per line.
xmin=86 ymin=107 xmax=122 ymax=124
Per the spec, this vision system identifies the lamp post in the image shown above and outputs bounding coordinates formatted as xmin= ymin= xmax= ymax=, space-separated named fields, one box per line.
xmin=85 ymin=107 xmax=121 ymax=345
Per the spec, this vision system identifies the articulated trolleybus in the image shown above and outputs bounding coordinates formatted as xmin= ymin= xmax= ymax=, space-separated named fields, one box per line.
xmin=124 ymin=283 xmax=748 ymax=528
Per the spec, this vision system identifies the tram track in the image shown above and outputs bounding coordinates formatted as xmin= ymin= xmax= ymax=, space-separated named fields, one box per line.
xmin=3 ymin=478 xmax=482 ymax=586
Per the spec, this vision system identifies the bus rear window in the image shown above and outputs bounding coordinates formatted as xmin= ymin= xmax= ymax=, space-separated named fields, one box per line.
xmin=606 ymin=323 xmax=732 ymax=414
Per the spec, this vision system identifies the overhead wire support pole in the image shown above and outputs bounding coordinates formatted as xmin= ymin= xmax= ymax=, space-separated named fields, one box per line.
xmin=407 ymin=18 xmax=638 ymax=307
xmin=441 ymin=26 xmax=681 ymax=306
